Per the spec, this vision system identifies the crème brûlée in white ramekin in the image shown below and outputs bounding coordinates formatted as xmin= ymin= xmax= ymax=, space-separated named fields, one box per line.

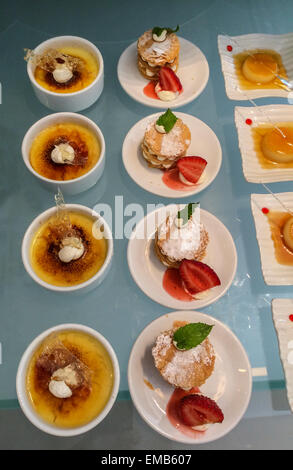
xmin=141 ymin=115 xmax=191 ymax=170
xmin=154 ymin=209 xmax=209 ymax=269
xmin=137 ymin=28 xmax=180 ymax=80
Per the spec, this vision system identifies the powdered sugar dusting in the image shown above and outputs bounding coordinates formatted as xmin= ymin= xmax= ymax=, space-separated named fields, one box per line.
xmin=158 ymin=213 xmax=205 ymax=261
xmin=152 ymin=329 xmax=213 ymax=388
xmin=161 ymin=125 xmax=185 ymax=156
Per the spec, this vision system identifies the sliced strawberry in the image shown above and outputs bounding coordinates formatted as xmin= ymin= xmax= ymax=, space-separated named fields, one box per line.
xmin=179 ymin=394 xmax=224 ymax=427
xmin=177 ymin=156 xmax=207 ymax=184
xmin=179 ymin=260 xmax=221 ymax=295
xmin=158 ymin=66 xmax=183 ymax=92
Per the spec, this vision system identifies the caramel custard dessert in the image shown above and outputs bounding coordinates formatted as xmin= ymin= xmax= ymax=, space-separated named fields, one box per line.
xmin=267 ymin=211 xmax=293 ymax=265
xmin=233 ymin=49 xmax=288 ymax=90
xmin=26 ymin=330 xmax=114 ymax=428
xmin=25 ymin=46 xmax=99 ymax=93
xmin=253 ymin=123 xmax=293 ymax=169
xmin=30 ymin=207 xmax=107 ymax=287
xmin=29 ymin=122 xmax=101 ymax=181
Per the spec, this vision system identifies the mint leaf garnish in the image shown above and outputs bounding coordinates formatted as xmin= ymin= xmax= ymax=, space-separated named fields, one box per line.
xmin=152 ymin=25 xmax=179 ymax=37
xmin=177 ymin=203 xmax=198 ymax=226
xmin=156 ymin=109 xmax=177 ymax=133
xmin=173 ymin=323 xmax=213 ymax=351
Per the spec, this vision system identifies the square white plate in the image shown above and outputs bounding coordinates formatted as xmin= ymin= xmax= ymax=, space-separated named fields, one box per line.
xmin=251 ymin=192 xmax=293 ymax=285
xmin=235 ymin=104 xmax=293 ymax=183
xmin=272 ymin=298 xmax=293 ymax=411
xmin=218 ymin=33 xmax=293 ymax=100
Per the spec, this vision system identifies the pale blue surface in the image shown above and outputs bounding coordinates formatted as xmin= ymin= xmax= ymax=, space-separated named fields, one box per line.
xmin=0 ymin=0 xmax=293 ymax=420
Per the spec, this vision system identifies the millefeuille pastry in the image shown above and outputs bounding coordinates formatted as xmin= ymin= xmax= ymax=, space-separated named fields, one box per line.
xmin=137 ymin=26 xmax=180 ymax=80
xmin=141 ymin=109 xmax=191 ymax=170
xmin=155 ymin=203 xmax=209 ymax=268
xmin=152 ymin=321 xmax=215 ymax=390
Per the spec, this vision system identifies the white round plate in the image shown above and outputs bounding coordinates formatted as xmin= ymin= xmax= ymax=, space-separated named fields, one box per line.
xmin=122 ymin=112 xmax=222 ymax=198
xmin=128 ymin=310 xmax=252 ymax=444
xmin=117 ymin=37 xmax=209 ymax=108
xmin=127 ymin=205 xmax=237 ymax=309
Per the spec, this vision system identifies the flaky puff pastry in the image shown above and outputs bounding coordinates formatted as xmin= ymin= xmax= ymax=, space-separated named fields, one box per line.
xmin=152 ymin=322 xmax=215 ymax=390
xmin=137 ymin=29 xmax=180 ymax=80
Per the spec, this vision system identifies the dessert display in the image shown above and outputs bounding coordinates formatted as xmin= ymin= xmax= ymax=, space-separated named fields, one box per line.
xmin=26 ymin=329 xmax=114 ymax=428
xmin=141 ymin=109 xmax=191 ymax=169
xmin=155 ymin=203 xmax=221 ymax=301
xmin=137 ymin=26 xmax=180 ymax=81
xmin=29 ymin=121 xmax=101 ymax=181
xmin=152 ymin=321 xmax=224 ymax=436
xmin=253 ymin=123 xmax=293 ymax=169
xmin=30 ymin=192 xmax=107 ymax=287
xmin=233 ymin=49 xmax=288 ymax=90
xmin=25 ymin=46 xmax=99 ymax=93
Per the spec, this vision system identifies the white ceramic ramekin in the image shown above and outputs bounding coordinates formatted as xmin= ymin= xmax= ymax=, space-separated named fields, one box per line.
xmin=16 ymin=323 xmax=120 ymax=437
xmin=22 ymin=112 xmax=105 ymax=195
xmin=22 ymin=204 xmax=113 ymax=292
xmin=27 ymin=35 xmax=104 ymax=112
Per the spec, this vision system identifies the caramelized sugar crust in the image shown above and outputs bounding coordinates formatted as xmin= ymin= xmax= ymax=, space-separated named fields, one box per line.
xmin=29 ymin=123 xmax=100 ymax=181
xmin=30 ymin=212 xmax=107 ymax=287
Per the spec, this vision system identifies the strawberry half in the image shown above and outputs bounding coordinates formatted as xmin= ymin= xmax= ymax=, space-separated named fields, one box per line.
xmin=158 ymin=66 xmax=183 ymax=92
xmin=177 ymin=156 xmax=207 ymax=184
xmin=179 ymin=260 xmax=221 ymax=295
xmin=179 ymin=394 xmax=224 ymax=427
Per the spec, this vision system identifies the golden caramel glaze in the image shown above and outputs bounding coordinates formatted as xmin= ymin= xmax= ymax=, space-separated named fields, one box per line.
xmin=30 ymin=211 xmax=107 ymax=287
xmin=233 ymin=49 xmax=288 ymax=90
xmin=267 ymin=211 xmax=293 ymax=265
xmin=29 ymin=122 xmax=100 ymax=181
xmin=26 ymin=330 xmax=114 ymax=428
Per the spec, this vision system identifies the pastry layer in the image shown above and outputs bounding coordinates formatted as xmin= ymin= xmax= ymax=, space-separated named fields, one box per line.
xmin=152 ymin=326 xmax=215 ymax=390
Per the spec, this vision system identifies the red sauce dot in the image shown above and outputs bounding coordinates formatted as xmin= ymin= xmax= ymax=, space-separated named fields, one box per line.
xmin=262 ymin=207 xmax=269 ymax=214
xmin=289 ymin=314 xmax=293 ymax=322
xmin=227 ymin=45 xmax=233 ymax=52
xmin=246 ymin=118 xmax=252 ymax=125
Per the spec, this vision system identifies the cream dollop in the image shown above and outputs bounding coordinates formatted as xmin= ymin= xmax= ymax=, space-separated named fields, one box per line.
xmin=52 ymin=64 xmax=73 ymax=83
xmin=51 ymin=143 xmax=75 ymax=165
xmin=49 ymin=379 xmax=72 ymax=398
xmin=155 ymin=123 xmax=166 ymax=134
xmin=58 ymin=236 xmax=84 ymax=263
xmin=155 ymin=82 xmax=177 ymax=101
xmin=178 ymin=171 xmax=206 ymax=186
xmin=48 ymin=364 xmax=81 ymax=399
xmin=152 ymin=29 xmax=167 ymax=42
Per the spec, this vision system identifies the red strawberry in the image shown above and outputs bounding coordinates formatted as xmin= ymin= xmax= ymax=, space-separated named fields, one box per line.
xmin=177 ymin=156 xmax=207 ymax=184
xmin=179 ymin=260 xmax=221 ymax=295
xmin=179 ymin=394 xmax=224 ymax=427
xmin=158 ymin=66 xmax=183 ymax=92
